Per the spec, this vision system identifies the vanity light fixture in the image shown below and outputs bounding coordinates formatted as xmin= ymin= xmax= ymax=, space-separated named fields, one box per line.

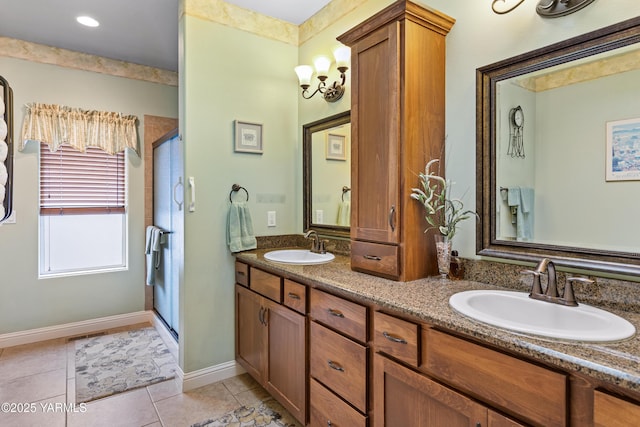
xmin=294 ymin=46 xmax=350 ymax=103
xmin=491 ymin=0 xmax=595 ymax=18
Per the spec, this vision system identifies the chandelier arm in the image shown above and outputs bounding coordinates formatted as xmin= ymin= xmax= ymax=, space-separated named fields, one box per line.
xmin=491 ymin=0 xmax=526 ymax=14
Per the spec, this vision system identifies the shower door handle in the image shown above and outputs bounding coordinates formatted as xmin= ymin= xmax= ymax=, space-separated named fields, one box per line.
xmin=173 ymin=177 xmax=183 ymax=211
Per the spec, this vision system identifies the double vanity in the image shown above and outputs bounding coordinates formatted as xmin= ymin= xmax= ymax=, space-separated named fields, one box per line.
xmin=235 ymin=249 xmax=640 ymax=426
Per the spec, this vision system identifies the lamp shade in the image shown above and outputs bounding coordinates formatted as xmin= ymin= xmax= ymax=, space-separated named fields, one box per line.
xmin=313 ymin=56 xmax=331 ymax=78
xmin=294 ymin=65 xmax=314 ymax=87
xmin=333 ymin=46 xmax=351 ymax=69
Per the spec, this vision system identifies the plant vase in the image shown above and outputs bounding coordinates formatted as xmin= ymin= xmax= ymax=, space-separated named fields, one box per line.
xmin=433 ymin=234 xmax=452 ymax=279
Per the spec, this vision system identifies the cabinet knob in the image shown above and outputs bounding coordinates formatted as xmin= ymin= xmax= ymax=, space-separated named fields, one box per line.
xmin=327 ymin=421 xmax=332 ymax=427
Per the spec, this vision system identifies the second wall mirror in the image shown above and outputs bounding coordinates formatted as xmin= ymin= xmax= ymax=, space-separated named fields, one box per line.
xmin=303 ymin=111 xmax=351 ymax=238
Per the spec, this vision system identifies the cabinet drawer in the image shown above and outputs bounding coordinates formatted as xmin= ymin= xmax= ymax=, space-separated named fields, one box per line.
xmin=310 ymin=288 xmax=367 ymax=342
xmin=594 ymin=390 xmax=640 ymax=427
xmin=423 ymin=328 xmax=567 ymax=427
xmin=351 ymin=241 xmax=399 ymax=278
xmin=249 ymin=267 xmax=282 ymax=302
xmin=234 ymin=261 xmax=249 ymax=287
xmin=310 ymin=378 xmax=367 ymax=427
xmin=283 ymin=279 xmax=306 ymax=314
xmin=373 ymin=311 xmax=419 ymax=367
xmin=310 ymin=322 xmax=367 ymax=413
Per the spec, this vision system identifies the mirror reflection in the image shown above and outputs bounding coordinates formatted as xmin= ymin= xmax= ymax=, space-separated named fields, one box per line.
xmin=477 ymin=17 xmax=640 ymax=275
xmin=495 ymin=43 xmax=640 ymax=253
xmin=303 ymin=111 xmax=350 ymax=237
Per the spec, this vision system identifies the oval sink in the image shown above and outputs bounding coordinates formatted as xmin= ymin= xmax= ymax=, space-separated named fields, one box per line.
xmin=449 ymin=290 xmax=635 ymax=342
xmin=264 ymin=249 xmax=335 ymax=265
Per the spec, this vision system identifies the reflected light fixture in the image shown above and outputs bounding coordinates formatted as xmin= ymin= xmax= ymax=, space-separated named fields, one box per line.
xmin=295 ymin=46 xmax=350 ymax=103
xmin=76 ymin=15 xmax=100 ymax=27
xmin=491 ymin=0 xmax=595 ymax=18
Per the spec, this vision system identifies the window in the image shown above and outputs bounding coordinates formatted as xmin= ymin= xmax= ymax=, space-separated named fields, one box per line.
xmin=39 ymin=142 xmax=127 ymax=277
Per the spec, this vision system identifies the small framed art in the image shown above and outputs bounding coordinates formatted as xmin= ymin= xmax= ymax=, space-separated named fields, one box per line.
xmin=326 ymin=133 xmax=346 ymax=161
xmin=234 ymin=120 xmax=263 ymax=154
xmin=606 ymin=117 xmax=640 ymax=181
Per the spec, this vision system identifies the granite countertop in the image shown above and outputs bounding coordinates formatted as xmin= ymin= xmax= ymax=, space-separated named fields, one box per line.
xmin=235 ymin=249 xmax=640 ymax=395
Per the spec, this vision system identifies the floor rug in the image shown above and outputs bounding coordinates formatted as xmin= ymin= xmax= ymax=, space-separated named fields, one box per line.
xmin=191 ymin=399 xmax=300 ymax=427
xmin=75 ymin=327 xmax=176 ymax=403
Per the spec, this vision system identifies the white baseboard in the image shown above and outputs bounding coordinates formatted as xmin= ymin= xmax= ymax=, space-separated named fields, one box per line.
xmin=0 ymin=311 xmax=153 ymax=348
xmin=178 ymin=360 xmax=246 ymax=392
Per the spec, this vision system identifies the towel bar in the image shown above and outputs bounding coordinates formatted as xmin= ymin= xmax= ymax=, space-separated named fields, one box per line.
xmin=342 ymin=186 xmax=351 ymax=201
xmin=230 ymin=184 xmax=249 ymax=202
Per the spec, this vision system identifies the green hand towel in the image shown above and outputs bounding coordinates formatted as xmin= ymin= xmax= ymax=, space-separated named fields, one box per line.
xmin=227 ymin=201 xmax=257 ymax=253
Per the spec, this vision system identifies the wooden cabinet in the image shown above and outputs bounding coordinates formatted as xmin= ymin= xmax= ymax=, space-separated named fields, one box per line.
xmin=235 ymin=268 xmax=306 ymax=424
xmin=422 ymin=328 xmax=567 ymax=426
xmin=593 ymin=390 xmax=640 ymax=427
xmin=309 ymin=288 xmax=369 ymax=424
xmin=374 ymin=353 xmax=488 ymax=427
xmin=338 ymin=0 xmax=455 ymax=281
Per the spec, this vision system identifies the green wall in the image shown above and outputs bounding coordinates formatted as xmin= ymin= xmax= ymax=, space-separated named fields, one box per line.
xmin=0 ymin=57 xmax=178 ymax=334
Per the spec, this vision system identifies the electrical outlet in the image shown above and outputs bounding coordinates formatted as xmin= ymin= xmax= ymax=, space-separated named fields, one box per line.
xmin=267 ymin=211 xmax=276 ymax=227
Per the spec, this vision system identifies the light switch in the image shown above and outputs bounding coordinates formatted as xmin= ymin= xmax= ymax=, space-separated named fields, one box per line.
xmin=267 ymin=211 xmax=276 ymax=227
xmin=316 ymin=209 xmax=324 ymax=224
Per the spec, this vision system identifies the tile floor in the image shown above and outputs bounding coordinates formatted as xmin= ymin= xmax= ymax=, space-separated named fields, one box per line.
xmin=0 ymin=324 xmax=302 ymax=427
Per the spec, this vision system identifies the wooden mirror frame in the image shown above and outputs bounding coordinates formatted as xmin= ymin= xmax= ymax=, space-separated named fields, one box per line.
xmin=476 ymin=17 xmax=640 ymax=277
xmin=303 ymin=110 xmax=351 ymax=239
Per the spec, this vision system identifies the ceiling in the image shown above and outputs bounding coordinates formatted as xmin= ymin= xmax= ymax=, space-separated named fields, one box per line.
xmin=0 ymin=0 xmax=332 ymax=72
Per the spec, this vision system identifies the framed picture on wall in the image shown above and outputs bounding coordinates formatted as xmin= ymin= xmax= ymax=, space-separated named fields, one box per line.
xmin=234 ymin=120 xmax=263 ymax=154
xmin=606 ymin=117 xmax=640 ymax=181
xmin=326 ymin=133 xmax=346 ymax=161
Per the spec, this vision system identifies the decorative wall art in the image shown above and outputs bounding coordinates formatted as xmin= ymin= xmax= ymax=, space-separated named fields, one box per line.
xmin=234 ymin=120 xmax=263 ymax=154
xmin=326 ymin=133 xmax=346 ymax=161
xmin=606 ymin=117 xmax=640 ymax=181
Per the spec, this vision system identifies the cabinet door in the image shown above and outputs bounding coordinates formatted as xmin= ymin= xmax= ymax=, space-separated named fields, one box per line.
xmin=350 ymin=23 xmax=400 ymax=244
xmin=236 ymin=284 xmax=267 ymax=382
xmin=265 ymin=299 xmax=307 ymax=424
xmin=374 ymin=354 xmax=487 ymax=427
xmin=594 ymin=390 xmax=640 ymax=427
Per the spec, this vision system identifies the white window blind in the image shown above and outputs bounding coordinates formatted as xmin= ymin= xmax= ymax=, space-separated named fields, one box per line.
xmin=40 ymin=142 xmax=125 ymax=215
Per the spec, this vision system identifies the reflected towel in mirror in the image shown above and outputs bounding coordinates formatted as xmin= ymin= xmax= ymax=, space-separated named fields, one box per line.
xmin=337 ymin=200 xmax=350 ymax=226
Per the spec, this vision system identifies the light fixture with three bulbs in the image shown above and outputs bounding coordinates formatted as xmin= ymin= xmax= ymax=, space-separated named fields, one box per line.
xmin=294 ymin=46 xmax=350 ymax=103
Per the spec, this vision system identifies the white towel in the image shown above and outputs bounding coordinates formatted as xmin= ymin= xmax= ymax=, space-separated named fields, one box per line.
xmin=337 ymin=200 xmax=350 ymax=226
xmin=145 ymin=225 xmax=163 ymax=286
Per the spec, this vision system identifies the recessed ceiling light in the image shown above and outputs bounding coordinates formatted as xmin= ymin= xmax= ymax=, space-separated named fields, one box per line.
xmin=76 ymin=16 xmax=100 ymax=28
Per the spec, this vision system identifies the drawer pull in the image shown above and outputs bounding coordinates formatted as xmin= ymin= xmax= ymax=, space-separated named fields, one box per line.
xmin=287 ymin=292 xmax=301 ymax=300
xmin=363 ymin=254 xmax=382 ymax=261
xmin=327 ymin=308 xmax=345 ymax=318
xmin=327 ymin=360 xmax=345 ymax=372
xmin=236 ymin=271 xmax=246 ymax=276
xmin=383 ymin=331 xmax=408 ymax=344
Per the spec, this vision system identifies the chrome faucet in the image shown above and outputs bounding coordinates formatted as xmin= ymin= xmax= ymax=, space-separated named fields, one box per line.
xmin=521 ymin=258 xmax=591 ymax=307
xmin=304 ymin=230 xmax=326 ymax=254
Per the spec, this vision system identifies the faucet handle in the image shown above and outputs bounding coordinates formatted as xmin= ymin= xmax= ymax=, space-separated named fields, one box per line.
xmin=521 ymin=269 xmax=543 ymax=296
xmin=562 ymin=277 xmax=594 ymax=307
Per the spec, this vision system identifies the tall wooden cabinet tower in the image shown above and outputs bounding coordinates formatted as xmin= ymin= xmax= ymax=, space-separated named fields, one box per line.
xmin=338 ymin=0 xmax=455 ymax=281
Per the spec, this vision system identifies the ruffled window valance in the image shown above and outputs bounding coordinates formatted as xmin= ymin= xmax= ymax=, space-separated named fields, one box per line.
xmin=19 ymin=103 xmax=139 ymax=155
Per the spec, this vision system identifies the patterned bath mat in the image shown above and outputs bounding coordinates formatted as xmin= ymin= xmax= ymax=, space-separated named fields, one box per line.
xmin=191 ymin=399 xmax=301 ymax=427
xmin=75 ymin=326 xmax=176 ymax=403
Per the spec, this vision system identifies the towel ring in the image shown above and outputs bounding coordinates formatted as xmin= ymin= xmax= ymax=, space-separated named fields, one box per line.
xmin=342 ymin=186 xmax=351 ymax=202
xmin=230 ymin=184 xmax=249 ymax=202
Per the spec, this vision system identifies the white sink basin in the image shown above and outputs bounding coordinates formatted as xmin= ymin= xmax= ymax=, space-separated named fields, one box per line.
xmin=264 ymin=249 xmax=335 ymax=265
xmin=449 ymin=290 xmax=635 ymax=342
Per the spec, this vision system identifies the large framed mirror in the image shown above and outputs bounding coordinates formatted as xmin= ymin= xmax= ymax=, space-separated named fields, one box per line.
xmin=303 ymin=111 xmax=351 ymax=238
xmin=477 ymin=16 xmax=640 ymax=276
